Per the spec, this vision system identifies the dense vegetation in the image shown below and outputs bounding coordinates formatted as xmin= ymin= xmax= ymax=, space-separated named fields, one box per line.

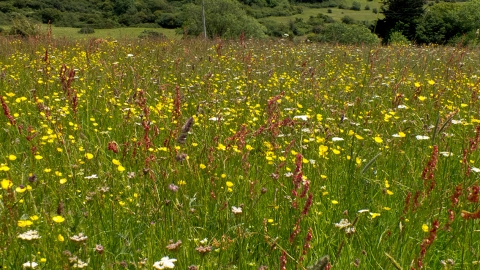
xmin=1 ymin=0 xmax=480 ymax=45
xmin=2 ymin=34 xmax=480 ymax=270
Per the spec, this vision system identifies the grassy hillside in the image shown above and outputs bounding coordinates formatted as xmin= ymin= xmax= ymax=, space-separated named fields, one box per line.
xmin=266 ymin=4 xmax=383 ymax=25
xmin=1 ymin=24 xmax=179 ymax=40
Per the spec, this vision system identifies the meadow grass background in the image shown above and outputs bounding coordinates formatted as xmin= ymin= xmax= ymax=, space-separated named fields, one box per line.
xmin=0 ymin=36 xmax=479 ymax=269
xmin=267 ymin=3 xmax=383 ymax=25
xmin=0 ymin=25 xmax=180 ymax=40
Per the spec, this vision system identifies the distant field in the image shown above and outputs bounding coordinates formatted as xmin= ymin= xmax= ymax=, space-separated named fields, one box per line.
xmin=1 ymin=24 xmax=179 ymax=40
xmin=268 ymin=2 xmax=384 ymax=24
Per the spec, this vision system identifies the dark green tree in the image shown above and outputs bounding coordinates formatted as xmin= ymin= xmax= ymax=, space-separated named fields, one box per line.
xmin=415 ymin=2 xmax=460 ymax=44
xmin=375 ymin=0 xmax=426 ymax=43
xmin=416 ymin=0 xmax=480 ymax=45
xmin=113 ymin=0 xmax=134 ymax=15
xmin=38 ymin=8 xmax=62 ymax=23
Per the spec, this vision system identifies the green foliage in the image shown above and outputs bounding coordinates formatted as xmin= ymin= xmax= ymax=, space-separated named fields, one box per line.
xmin=138 ymin=29 xmax=167 ymax=39
xmin=113 ymin=0 xmax=135 ymax=15
xmin=8 ymin=12 xmax=41 ymax=37
xmin=237 ymin=0 xmax=284 ymax=7
xmin=457 ymin=0 xmax=480 ymax=31
xmin=308 ymin=22 xmax=379 ymax=44
xmin=78 ymin=26 xmax=95 ymax=34
xmin=0 ymin=11 xmax=10 ymax=25
xmin=351 ymin=1 xmax=361 ymax=11
xmin=375 ymin=0 xmax=426 ymax=42
xmin=156 ymin=12 xmax=183 ymax=28
xmin=259 ymin=19 xmax=290 ymax=37
xmin=289 ymin=17 xmax=310 ymax=35
xmin=244 ymin=1 xmax=303 ymax=19
xmin=144 ymin=0 xmax=171 ymax=12
xmin=341 ymin=15 xmax=355 ymax=24
xmin=0 ymin=2 xmax=15 ymax=13
xmin=182 ymin=0 xmax=266 ymax=39
xmin=38 ymin=8 xmax=62 ymax=23
xmin=307 ymin=13 xmax=334 ymax=25
xmin=262 ymin=12 xmax=335 ymax=37
xmin=388 ymin=30 xmax=410 ymax=45
xmin=446 ymin=29 xmax=480 ymax=47
xmin=416 ymin=1 xmax=480 ymax=45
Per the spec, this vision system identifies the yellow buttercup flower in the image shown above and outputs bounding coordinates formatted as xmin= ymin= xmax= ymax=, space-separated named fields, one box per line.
xmin=16 ymin=186 xmax=27 ymax=193
xmin=18 ymin=220 xmax=33 ymax=227
xmin=217 ymin=143 xmax=226 ymax=151
xmin=52 ymin=216 xmax=65 ymax=223
xmin=1 ymin=179 xmax=12 ymax=189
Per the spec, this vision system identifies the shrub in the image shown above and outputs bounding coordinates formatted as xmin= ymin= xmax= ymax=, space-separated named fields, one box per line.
xmin=308 ymin=23 xmax=380 ymax=45
xmin=289 ymin=17 xmax=310 ymax=36
xmin=341 ymin=15 xmax=355 ymax=24
xmin=0 ymin=2 xmax=15 ymax=13
xmin=138 ymin=30 xmax=166 ymax=39
xmin=447 ymin=30 xmax=480 ymax=47
xmin=372 ymin=8 xmax=378 ymax=14
xmin=388 ymin=31 xmax=410 ymax=45
xmin=78 ymin=27 xmax=95 ymax=34
xmin=182 ymin=0 xmax=266 ymax=39
xmin=260 ymin=19 xmax=290 ymax=37
xmin=8 ymin=13 xmax=41 ymax=37
xmin=0 ymin=11 xmax=9 ymax=25
xmin=351 ymin=1 xmax=361 ymax=11
xmin=38 ymin=8 xmax=62 ymax=24
xmin=327 ymin=9 xmax=332 ymax=13
xmin=365 ymin=5 xmax=370 ymax=10
xmin=308 ymin=13 xmax=334 ymax=25
xmin=156 ymin=13 xmax=183 ymax=29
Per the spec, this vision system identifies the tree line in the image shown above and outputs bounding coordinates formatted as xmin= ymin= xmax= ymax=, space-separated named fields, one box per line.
xmin=1 ymin=0 xmax=480 ymax=45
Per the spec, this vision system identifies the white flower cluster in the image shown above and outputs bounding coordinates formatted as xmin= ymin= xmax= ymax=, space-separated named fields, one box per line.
xmin=18 ymin=230 xmax=41 ymax=240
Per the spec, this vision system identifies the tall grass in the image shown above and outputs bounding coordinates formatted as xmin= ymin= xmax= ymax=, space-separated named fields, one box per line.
xmin=0 ymin=36 xmax=479 ymax=269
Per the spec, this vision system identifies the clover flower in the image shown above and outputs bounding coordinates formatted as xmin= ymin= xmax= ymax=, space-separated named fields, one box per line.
xmin=18 ymin=230 xmax=41 ymax=240
xmin=22 ymin=261 xmax=38 ymax=269
xmin=231 ymin=206 xmax=242 ymax=215
xmin=153 ymin=256 xmax=177 ymax=269
xmin=70 ymin=233 xmax=88 ymax=242
xmin=166 ymin=240 xmax=182 ymax=251
xmin=84 ymin=174 xmax=98 ymax=179
xmin=72 ymin=259 xmax=88 ymax=268
xmin=334 ymin=219 xmax=351 ymax=229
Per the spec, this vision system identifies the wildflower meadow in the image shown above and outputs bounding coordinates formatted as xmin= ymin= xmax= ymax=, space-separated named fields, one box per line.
xmin=0 ymin=37 xmax=480 ymax=269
